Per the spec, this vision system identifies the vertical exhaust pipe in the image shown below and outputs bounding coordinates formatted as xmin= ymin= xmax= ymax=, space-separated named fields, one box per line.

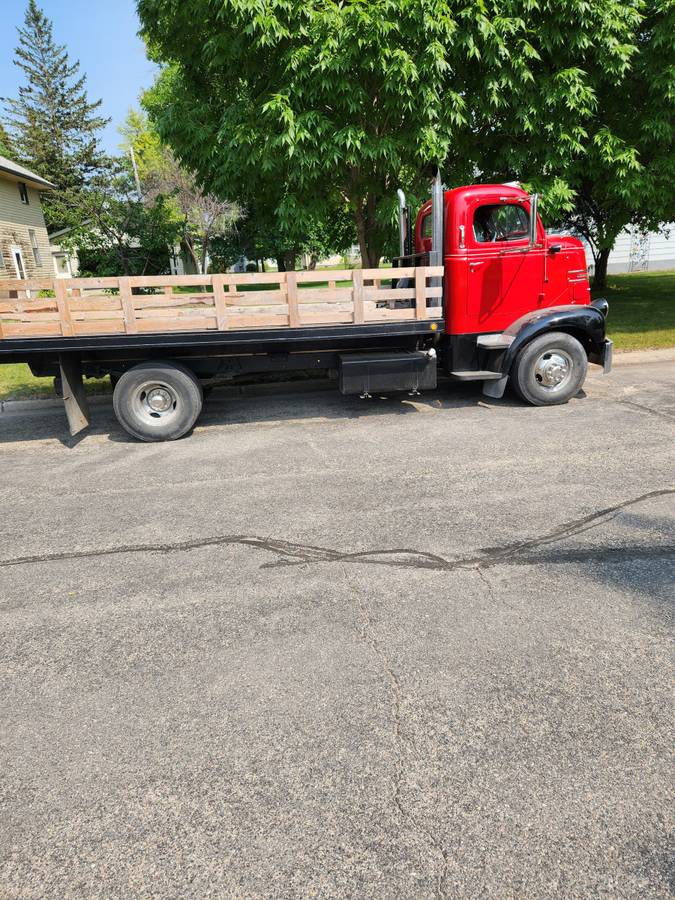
xmin=397 ymin=189 xmax=407 ymax=258
xmin=430 ymin=167 xmax=443 ymax=267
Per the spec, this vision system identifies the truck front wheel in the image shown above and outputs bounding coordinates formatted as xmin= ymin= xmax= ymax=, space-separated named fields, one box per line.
xmin=512 ymin=332 xmax=587 ymax=406
xmin=112 ymin=360 xmax=203 ymax=442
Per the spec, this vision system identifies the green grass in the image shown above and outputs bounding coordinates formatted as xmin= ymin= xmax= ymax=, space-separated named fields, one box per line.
xmin=0 ymin=365 xmax=111 ymax=401
xmin=1 ymin=269 xmax=672 ymax=401
xmin=593 ymin=269 xmax=675 ymax=351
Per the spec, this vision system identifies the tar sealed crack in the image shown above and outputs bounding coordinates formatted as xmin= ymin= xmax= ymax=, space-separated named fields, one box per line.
xmin=0 ymin=488 xmax=673 ymax=573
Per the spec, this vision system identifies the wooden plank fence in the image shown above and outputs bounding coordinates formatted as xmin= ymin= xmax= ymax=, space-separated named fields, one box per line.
xmin=0 ymin=267 xmax=444 ymax=340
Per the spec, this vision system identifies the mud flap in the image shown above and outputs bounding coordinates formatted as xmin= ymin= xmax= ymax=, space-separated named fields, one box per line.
xmin=482 ymin=375 xmax=508 ymax=399
xmin=59 ymin=355 xmax=91 ymax=436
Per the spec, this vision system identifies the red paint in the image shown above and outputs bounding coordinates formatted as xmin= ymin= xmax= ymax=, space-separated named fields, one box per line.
xmin=415 ymin=184 xmax=590 ymax=335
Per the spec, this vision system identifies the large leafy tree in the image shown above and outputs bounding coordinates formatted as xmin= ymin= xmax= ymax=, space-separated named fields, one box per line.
xmin=2 ymin=0 xmax=109 ymax=230
xmin=559 ymin=1 xmax=675 ymax=287
xmin=472 ymin=0 xmax=674 ymax=287
xmin=138 ymin=0 xmax=641 ymax=267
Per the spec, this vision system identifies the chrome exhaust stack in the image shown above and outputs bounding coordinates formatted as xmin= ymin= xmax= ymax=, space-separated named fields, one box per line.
xmin=397 ymin=189 xmax=407 ymax=258
xmin=430 ymin=167 xmax=444 ymax=267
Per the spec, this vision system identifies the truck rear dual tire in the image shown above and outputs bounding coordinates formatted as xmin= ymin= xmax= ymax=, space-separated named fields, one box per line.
xmin=512 ymin=331 xmax=587 ymax=406
xmin=112 ymin=361 xmax=203 ymax=442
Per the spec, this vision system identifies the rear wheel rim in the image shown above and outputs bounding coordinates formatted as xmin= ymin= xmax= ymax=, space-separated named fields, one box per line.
xmin=131 ymin=381 xmax=179 ymax=425
xmin=533 ymin=349 xmax=574 ymax=393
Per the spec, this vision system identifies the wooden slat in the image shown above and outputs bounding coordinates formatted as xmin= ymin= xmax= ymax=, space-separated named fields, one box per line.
xmin=286 ymin=272 xmax=300 ymax=327
xmin=362 ymin=287 xmax=443 ymax=301
xmin=226 ymin=313 xmax=290 ymax=329
xmin=0 ymin=278 xmax=54 ymax=292
xmin=54 ymin=279 xmax=74 ymax=337
xmin=352 ymin=269 xmax=364 ymax=324
xmin=224 ymin=290 xmax=287 ymax=306
xmin=223 ymin=272 xmax=285 ymax=286
xmin=297 ymin=289 xmax=352 ymax=303
xmin=69 ymin=297 xmax=121 ymax=311
xmin=300 ymin=311 xmax=354 ymax=325
xmin=118 ymin=277 xmax=137 ymax=334
xmin=0 ymin=299 xmax=58 ymax=313
xmin=3 ymin=312 xmax=62 ymax=323
xmin=72 ymin=320 xmax=126 ymax=336
xmin=2 ymin=321 xmax=62 ymax=337
xmin=66 ymin=277 xmax=119 ymax=290
xmin=132 ymin=294 xmax=214 ymax=310
xmin=129 ymin=275 xmax=213 ymax=288
xmin=415 ymin=267 xmax=427 ymax=320
xmin=70 ymin=310 xmax=124 ymax=321
xmin=212 ymin=275 xmax=229 ymax=331
xmin=135 ymin=317 xmax=218 ymax=333
xmin=294 ymin=269 xmax=354 ymax=284
xmin=134 ymin=308 xmax=216 ymax=320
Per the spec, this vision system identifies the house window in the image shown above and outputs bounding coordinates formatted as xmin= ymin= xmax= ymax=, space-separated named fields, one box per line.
xmin=29 ymin=229 xmax=42 ymax=266
xmin=18 ymin=182 xmax=29 ymax=204
xmin=53 ymin=252 xmax=72 ymax=277
xmin=11 ymin=246 xmax=26 ymax=279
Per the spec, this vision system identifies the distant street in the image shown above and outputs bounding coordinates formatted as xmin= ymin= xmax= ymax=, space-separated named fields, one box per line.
xmin=1 ymin=357 xmax=673 ymax=898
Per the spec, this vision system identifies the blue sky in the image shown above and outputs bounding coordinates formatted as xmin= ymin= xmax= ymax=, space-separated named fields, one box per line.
xmin=1 ymin=0 xmax=157 ymax=154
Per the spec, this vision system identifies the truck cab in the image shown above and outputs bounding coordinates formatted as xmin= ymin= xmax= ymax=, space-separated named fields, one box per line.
xmin=396 ymin=175 xmax=612 ymax=403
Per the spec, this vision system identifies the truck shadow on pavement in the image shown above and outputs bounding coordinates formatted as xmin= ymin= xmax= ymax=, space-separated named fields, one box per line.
xmin=0 ymin=379 xmax=592 ymax=447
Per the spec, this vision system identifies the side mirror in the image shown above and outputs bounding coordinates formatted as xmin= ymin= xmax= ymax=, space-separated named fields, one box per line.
xmin=528 ymin=193 xmax=539 ymax=247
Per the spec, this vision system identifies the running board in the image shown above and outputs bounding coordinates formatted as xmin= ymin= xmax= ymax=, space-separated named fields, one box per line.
xmin=450 ymin=370 xmax=503 ymax=381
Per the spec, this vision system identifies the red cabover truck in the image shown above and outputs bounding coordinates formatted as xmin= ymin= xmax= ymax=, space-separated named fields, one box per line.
xmin=0 ymin=169 xmax=611 ymax=442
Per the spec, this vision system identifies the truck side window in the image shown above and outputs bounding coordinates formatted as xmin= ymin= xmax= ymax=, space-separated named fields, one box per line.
xmin=473 ymin=204 xmax=529 ymax=243
xmin=422 ymin=214 xmax=432 ymax=239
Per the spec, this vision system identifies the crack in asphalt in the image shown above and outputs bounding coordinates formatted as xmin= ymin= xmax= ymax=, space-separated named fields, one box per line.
xmin=0 ymin=488 xmax=673 ymax=573
xmin=617 ymin=398 xmax=675 ymax=423
xmin=342 ymin=569 xmax=449 ymax=898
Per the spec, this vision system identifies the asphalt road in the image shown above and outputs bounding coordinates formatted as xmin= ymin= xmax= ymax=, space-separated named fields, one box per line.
xmin=1 ymin=358 xmax=673 ymax=899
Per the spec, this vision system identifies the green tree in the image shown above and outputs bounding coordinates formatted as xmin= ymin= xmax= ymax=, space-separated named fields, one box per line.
xmin=557 ymin=1 xmax=675 ymax=287
xmin=50 ymin=161 xmax=183 ymax=277
xmin=138 ymin=0 xmax=641 ymax=267
xmin=120 ymin=109 xmax=239 ymax=274
xmin=2 ymin=0 xmax=109 ymax=229
xmin=0 ymin=123 xmax=14 ymax=158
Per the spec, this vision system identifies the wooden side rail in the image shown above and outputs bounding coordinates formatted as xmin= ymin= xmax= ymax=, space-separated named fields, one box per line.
xmin=0 ymin=267 xmax=444 ymax=340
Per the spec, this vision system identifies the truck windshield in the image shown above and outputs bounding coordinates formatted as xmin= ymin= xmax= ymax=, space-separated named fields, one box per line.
xmin=473 ymin=204 xmax=529 ymax=243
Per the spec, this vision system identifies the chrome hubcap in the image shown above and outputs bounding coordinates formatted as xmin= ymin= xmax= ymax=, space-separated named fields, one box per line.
xmin=133 ymin=382 xmax=178 ymax=422
xmin=534 ymin=350 xmax=573 ymax=391
xmin=146 ymin=388 xmax=173 ymax=412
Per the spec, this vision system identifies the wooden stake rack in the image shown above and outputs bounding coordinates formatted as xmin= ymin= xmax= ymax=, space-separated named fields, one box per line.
xmin=0 ymin=267 xmax=444 ymax=340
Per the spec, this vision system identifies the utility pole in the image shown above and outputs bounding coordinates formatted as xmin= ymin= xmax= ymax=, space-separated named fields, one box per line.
xmin=129 ymin=145 xmax=142 ymax=196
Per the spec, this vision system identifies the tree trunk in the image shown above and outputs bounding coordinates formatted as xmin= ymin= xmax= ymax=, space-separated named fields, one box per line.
xmin=353 ymin=196 xmax=382 ymax=270
xmin=276 ymin=255 xmax=286 ymax=272
xmin=283 ymin=250 xmax=297 ymax=272
xmin=593 ymin=247 xmax=611 ymax=290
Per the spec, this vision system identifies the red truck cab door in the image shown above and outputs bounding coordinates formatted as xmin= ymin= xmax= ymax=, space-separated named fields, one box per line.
xmin=453 ymin=189 xmax=545 ymax=334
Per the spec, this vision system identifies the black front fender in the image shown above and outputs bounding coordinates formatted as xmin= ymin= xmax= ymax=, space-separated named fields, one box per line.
xmin=500 ymin=304 xmax=607 ymax=375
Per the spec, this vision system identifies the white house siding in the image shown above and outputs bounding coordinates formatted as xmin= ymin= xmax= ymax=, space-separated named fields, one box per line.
xmin=583 ymin=224 xmax=675 ymax=275
xmin=0 ymin=178 xmax=53 ymax=280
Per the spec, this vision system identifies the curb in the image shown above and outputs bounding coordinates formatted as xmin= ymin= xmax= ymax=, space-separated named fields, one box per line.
xmin=613 ymin=347 xmax=675 ymax=366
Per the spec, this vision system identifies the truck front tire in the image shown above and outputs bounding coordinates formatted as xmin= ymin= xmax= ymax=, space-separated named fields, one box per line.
xmin=112 ymin=360 xmax=203 ymax=442
xmin=511 ymin=332 xmax=587 ymax=406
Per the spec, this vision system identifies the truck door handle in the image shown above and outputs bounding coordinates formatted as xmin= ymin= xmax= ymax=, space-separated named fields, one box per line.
xmin=469 ymin=261 xmax=483 ymax=271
